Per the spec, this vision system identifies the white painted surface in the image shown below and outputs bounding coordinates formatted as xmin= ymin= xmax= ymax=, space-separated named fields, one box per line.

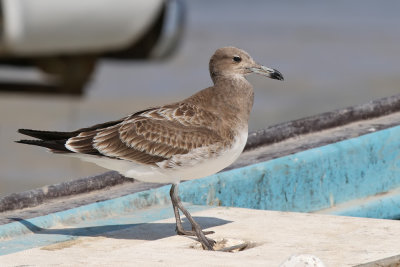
xmin=280 ymin=254 xmax=326 ymax=267
xmin=1 ymin=208 xmax=399 ymax=266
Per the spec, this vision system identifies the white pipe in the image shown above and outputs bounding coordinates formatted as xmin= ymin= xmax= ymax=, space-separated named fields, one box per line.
xmin=2 ymin=0 xmax=163 ymax=55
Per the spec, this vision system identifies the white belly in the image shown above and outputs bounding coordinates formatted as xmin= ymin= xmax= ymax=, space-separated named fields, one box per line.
xmin=69 ymin=130 xmax=248 ymax=183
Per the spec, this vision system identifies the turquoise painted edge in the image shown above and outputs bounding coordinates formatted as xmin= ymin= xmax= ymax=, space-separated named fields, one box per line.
xmin=0 ymin=186 xmax=171 ymax=240
xmin=319 ymin=187 xmax=400 ymax=219
xmin=2 ymin=125 xmax=400 ymax=242
xmin=334 ymin=194 xmax=400 ymax=219
xmin=179 ymin=125 xmax=400 ymax=214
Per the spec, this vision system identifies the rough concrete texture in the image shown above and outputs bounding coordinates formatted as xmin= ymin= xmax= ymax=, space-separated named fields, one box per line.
xmin=1 ymin=207 xmax=399 ymax=266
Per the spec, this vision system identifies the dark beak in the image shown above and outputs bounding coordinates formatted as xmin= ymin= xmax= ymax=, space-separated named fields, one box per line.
xmin=248 ymin=65 xmax=284 ymax=81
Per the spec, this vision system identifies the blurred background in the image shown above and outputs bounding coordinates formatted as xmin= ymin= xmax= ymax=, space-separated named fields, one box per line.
xmin=0 ymin=0 xmax=399 ymax=196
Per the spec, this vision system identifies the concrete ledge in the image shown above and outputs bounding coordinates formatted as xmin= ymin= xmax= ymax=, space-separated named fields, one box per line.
xmin=1 ymin=207 xmax=400 ymax=266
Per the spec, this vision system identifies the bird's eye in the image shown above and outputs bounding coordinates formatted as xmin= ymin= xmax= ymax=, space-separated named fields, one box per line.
xmin=233 ymin=56 xmax=241 ymax=63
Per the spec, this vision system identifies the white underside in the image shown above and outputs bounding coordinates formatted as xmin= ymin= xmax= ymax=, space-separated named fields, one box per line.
xmin=65 ymin=130 xmax=248 ymax=183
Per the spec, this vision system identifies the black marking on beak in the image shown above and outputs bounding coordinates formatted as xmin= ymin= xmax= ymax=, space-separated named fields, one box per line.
xmin=270 ymin=69 xmax=284 ymax=81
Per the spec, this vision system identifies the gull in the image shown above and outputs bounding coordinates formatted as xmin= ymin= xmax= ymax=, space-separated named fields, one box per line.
xmin=16 ymin=46 xmax=283 ymax=250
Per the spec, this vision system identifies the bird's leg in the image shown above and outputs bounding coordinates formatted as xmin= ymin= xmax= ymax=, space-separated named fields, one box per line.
xmin=169 ymin=184 xmax=214 ymax=236
xmin=171 ymin=197 xmax=192 ymax=236
xmin=169 ymin=183 xmax=215 ymax=250
xmin=169 ymin=184 xmax=187 ymax=234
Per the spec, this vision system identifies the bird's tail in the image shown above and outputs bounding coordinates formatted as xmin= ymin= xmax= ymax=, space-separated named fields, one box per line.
xmin=16 ymin=129 xmax=73 ymax=153
xmin=15 ymin=139 xmax=69 ymax=153
xmin=17 ymin=129 xmax=75 ymax=141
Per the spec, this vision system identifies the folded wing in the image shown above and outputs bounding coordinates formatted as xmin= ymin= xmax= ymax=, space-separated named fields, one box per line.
xmin=65 ymin=103 xmax=227 ymax=165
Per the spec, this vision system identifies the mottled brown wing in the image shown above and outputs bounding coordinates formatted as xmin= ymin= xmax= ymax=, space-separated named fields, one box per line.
xmin=65 ymin=103 xmax=227 ymax=165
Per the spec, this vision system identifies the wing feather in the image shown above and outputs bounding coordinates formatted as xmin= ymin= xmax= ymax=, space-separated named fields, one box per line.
xmin=66 ymin=103 xmax=229 ymax=165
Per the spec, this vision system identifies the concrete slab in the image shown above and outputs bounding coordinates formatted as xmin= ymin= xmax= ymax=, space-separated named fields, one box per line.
xmin=1 ymin=207 xmax=400 ymax=266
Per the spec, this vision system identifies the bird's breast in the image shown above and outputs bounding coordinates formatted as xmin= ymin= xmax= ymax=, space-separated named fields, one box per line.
xmin=144 ymin=128 xmax=248 ymax=182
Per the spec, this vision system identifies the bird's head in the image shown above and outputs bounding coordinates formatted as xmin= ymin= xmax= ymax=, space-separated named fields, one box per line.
xmin=209 ymin=46 xmax=284 ymax=82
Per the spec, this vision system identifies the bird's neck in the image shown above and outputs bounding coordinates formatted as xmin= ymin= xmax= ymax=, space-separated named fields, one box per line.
xmin=192 ymin=75 xmax=255 ymax=126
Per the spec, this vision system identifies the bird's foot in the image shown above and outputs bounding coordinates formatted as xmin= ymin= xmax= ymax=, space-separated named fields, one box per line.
xmin=196 ymin=232 xmax=216 ymax=250
xmin=192 ymin=225 xmax=216 ymax=250
xmin=176 ymin=226 xmax=215 ymax=250
xmin=176 ymin=227 xmax=214 ymax=236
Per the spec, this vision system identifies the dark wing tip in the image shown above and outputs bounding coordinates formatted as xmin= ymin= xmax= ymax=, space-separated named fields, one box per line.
xmin=18 ymin=129 xmax=32 ymax=135
xmin=17 ymin=128 xmax=77 ymax=141
xmin=15 ymin=139 xmax=41 ymax=145
xmin=15 ymin=139 xmax=71 ymax=153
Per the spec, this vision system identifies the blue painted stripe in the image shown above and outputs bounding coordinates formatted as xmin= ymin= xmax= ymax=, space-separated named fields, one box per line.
xmin=321 ymin=187 xmax=400 ymax=219
xmin=179 ymin=125 xmax=400 ymax=215
xmin=1 ymin=125 xmax=400 ymax=254
xmin=0 ymin=186 xmax=171 ymax=241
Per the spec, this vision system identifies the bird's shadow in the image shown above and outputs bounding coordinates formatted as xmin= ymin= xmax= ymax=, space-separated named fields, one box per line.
xmin=9 ymin=216 xmax=231 ymax=241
